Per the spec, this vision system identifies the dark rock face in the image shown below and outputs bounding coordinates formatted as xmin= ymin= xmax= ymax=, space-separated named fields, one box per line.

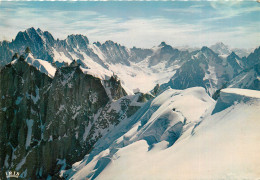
xmin=0 ymin=56 xmax=142 ymax=179
xmin=226 ymin=52 xmax=244 ymax=76
xmin=164 ymin=47 xmax=224 ymax=94
xmin=103 ymin=75 xmax=127 ymax=100
xmin=148 ymin=42 xmax=191 ymax=67
xmin=42 ymin=66 xmax=109 ymax=177
xmin=227 ymin=63 xmax=260 ymax=90
xmin=99 ymin=40 xmax=131 ymax=66
xmin=0 ymin=60 xmax=113 ymax=179
xmin=129 ymin=47 xmax=153 ymax=63
xmin=161 ymin=46 xmax=248 ymax=96
xmin=11 ymin=27 xmax=54 ymax=63
xmin=0 ymin=41 xmax=13 ymax=67
xmin=1 ymin=27 xmax=134 ymax=68
xmin=169 ymin=57 xmax=206 ymax=89
xmin=137 ymin=93 xmax=153 ymax=103
xmin=0 ymin=60 xmax=53 ymax=179
xmin=246 ymin=46 xmax=260 ymax=68
xmin=0 ymin=28 xmax=93 ymax=66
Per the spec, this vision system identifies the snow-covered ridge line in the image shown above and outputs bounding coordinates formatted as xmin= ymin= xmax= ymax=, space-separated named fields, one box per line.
xmin=64 ymin=87 xmax=215 ymax=179
xmin=221 ymin=88 xmax=260 ymax=98
xmin=66 ymin=87 xmax=260 ymax=180
xmin=9 ymin=56 xmax=56 ymax=78
xmin=25 ymin=53 xmax=56 ymax=78
xmin=212 ymin=88 xmax=260 ymax=114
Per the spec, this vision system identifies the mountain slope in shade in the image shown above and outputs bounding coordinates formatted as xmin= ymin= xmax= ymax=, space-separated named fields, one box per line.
xmin=228 ymin=63 xmax=260 ymax=90
xmin=162 ymin=47 xmax=249 ymax=96
xmin=163 ymin=47 xmax=227 ymax=96
xmin=245 ymin=46 xmax=260 ymax=68
xmin=65 ymin=88 xmax=260 ymax=180
xmin=0 ymin=56 xmax=143 ymax=179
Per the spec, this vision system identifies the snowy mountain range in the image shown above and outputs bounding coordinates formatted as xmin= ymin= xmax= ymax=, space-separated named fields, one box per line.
xmin=0 ymin=27 xmax=259 ymax=179
xmin=1 ymin=27 xmax=258 ymax=94
xmin=210 ymin=42 xmax=252 ymax=58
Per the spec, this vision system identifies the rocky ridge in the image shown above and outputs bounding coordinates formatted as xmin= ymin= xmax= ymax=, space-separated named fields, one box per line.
xmin=0 ymin=52 xmax=143 ymax=179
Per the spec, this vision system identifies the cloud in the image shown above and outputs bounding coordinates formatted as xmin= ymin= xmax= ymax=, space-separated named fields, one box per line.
xmin=208 ymin=1 xmax=260 ymax=21
xmin=0 ymin=1 xmax=259 ymax=49
xmin=163 ymin=7 xmax=202 ymax=14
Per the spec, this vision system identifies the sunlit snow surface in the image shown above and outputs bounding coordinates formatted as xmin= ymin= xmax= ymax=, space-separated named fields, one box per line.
xmin=52 ymin=44 xmax=179 ymax=93
xmin=16 ymin=48 xmax=179 ymax=93
xmin=66 ymin=88 xmax=260 ymax=180
xmin=25 ymin=53 xmax=56 ymax=78
xmin=10 ymin=53 xmax=57 ymax=78
xmin=79 ymin=56 xmax=178 ymax=93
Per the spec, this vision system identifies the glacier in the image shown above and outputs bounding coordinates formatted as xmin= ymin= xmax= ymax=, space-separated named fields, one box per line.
xmin=65 ymin=88 xmax=260 ymax=180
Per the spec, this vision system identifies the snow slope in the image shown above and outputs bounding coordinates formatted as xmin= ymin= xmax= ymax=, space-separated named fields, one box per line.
xmin=222 ymin=88 xmax=260 ymax=98
xmin=65 ymin=88 xmax=260 ymax=180
xmin=10 ymin=53 xmax=57 ymax=78
xmin=56 ymin=44 xmax=179 ymax=93
xmin=25 ymin=53 xmax=56 ymax=77
xmin=64 ymin=87 xmax=215 ymax=179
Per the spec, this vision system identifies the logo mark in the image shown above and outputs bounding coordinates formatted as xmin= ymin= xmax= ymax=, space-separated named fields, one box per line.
xmin=5 ymin=171 xmax=20 ymax=178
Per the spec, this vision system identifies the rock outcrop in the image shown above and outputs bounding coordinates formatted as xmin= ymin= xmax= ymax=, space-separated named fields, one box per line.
xmin=0 ymin=57 xmax=138 ymax=179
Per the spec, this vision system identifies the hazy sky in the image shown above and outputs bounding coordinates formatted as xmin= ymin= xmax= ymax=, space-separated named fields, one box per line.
xmin=0 ymin=1 xmax=259 ymax=48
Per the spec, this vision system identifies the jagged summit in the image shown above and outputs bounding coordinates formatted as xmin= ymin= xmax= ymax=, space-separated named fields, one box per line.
xmin=93 ymin=41 xmax=101 ymax=47
xmin=212 ymin=42 xmax=228 ymax=49
xmin=210 ymin=42 xmax=231 ymax=55
xmin=25 ymin=27 xmax=37 ymax=33
xmin=159 ymin=41 xmax=167 ymax=47
xmin=201 ymin=46 xmax=213 ymax=52
xmin=226 ymin=51 xmax=241 ymax=62
xmin=66 ymin=34 xmax=89 ymax=44
xmin=69 ymin=59 xmax=80 ymax=67
xmin=9 ymin=50 xmax=57 ymax=78
xmin=229 ymin=51 xmax=237 ymax=57
xmin=36 ymin=27 xmax=42 ymax=33
xmin=0 ymin=27 xmax=259 ymax=94
xmin=102 ymin=40 xmax=126 ymax=48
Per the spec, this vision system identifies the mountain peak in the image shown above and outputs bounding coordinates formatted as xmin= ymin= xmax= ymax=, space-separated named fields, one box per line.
xmin=94 ymin=41 xmax=101 ymax=47
xmin=66 ymin=34 xmax=89 ymax=44
xmin=211 ymin=42 xmax=229 ymax=49
xmin=159 ymin=41 xmax=167 ymax=47
xmin=215 ymin=42 xmax=225 ymax=46
xmin=210 ymin=42 xmax=231 ymax=55
xmin=25 ymin=27 xmax=37 ymax=34
xmin=36 ymin=28 xmax=43 ymax=33
xmin=104 ymin=40 xmax=116 ymax=45
xmin=201 ymin=46 xmax=211 ymax=52
xmin=229 ymin=51 xmax=238 ymax=57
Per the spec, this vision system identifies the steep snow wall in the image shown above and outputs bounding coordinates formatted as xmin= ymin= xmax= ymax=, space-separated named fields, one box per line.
xmin=212 ymin=88 xmax=260 ymax=114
